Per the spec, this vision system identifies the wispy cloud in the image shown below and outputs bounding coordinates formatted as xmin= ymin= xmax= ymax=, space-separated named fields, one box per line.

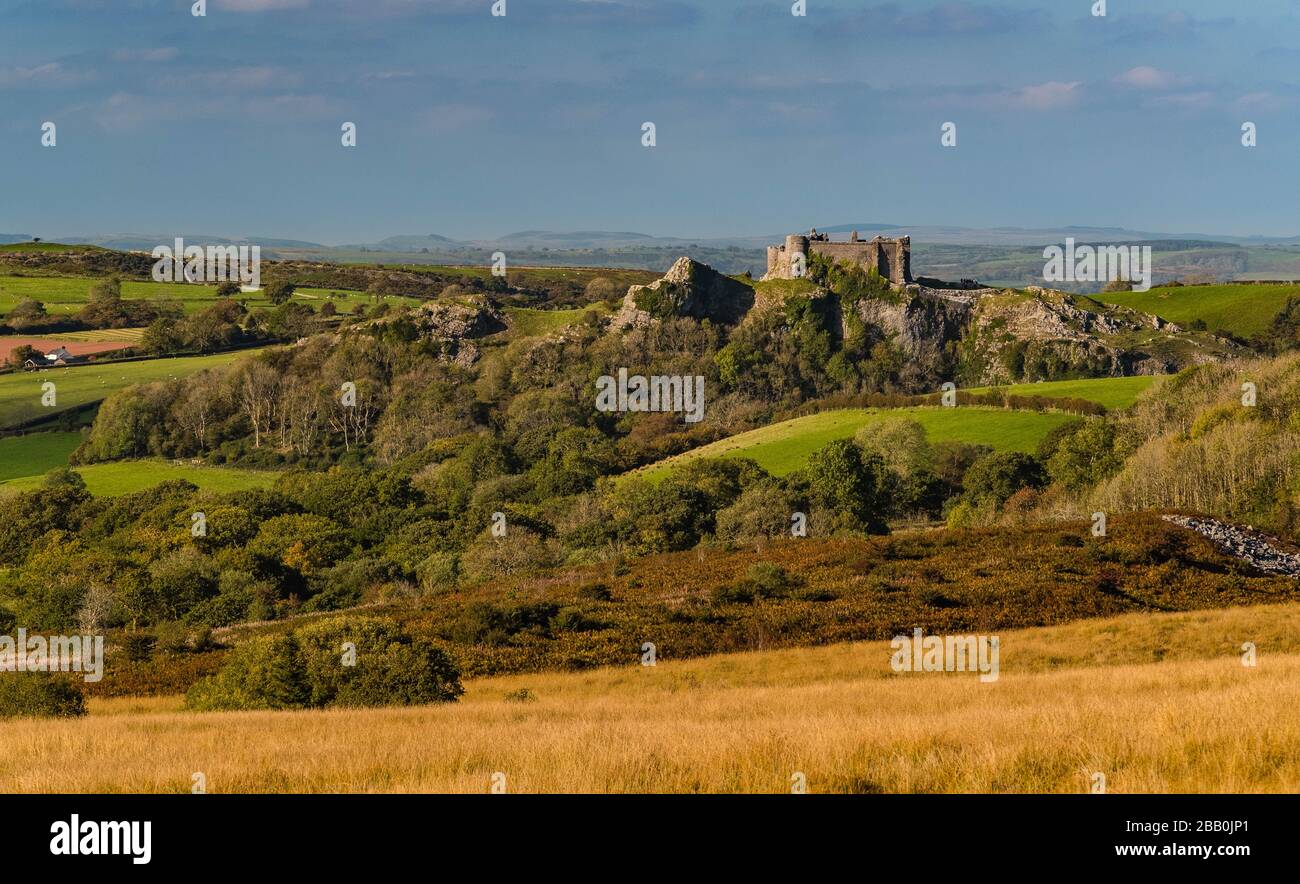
xmin=1113 ymin=66 xmax=1179 ymax=90
xmin=985 ymin=80 xmax=1083 ymax=111
xmin=0 ymin=61 xmax=86 ymax=89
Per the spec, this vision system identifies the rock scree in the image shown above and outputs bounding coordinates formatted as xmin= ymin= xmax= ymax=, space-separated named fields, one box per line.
xmin=1162 ymin=514 xmax=1300 ymax=577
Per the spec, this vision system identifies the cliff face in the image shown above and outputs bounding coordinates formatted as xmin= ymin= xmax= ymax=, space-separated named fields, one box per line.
xmin=850 ymin=287 xmax=982 ymax=379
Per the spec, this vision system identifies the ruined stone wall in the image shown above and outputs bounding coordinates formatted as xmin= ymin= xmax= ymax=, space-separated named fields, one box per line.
xmin=763 ymin=233 xmax=912 ymax=285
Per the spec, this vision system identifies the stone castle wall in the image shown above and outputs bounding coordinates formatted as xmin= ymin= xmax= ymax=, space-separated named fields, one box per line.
xmin=763 ymin=232 xmax=913 ymax=286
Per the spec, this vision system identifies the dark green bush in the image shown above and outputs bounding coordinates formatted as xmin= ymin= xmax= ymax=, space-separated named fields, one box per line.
xmin=0 ymin=673 xmax=87 ymax=719
xmin=185 ymin=616 xmax=462 ymax=711
xmin=121 ymin=633 xmax=156 ymax=663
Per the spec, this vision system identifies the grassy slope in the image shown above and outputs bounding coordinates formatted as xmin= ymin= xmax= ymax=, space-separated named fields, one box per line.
xmin=967 ymin=375 xmax=1159 ymax=410
xmin=503 ymin=304 xmax=608 ymax=338
xmin=8 ymin=602 xmax=1300 ymax=792
xmin=633 ymin=406 xmax=1075 ymax=480
xmin=0 ymin=349 xmax=263 ymax=430
xmin=1099 ymin=283 xmax=1300 ymax=338
xmin=0 ymin=431 xmax=83 ymax=481
xmin=0 ymin=460 xmax=280 ymax=496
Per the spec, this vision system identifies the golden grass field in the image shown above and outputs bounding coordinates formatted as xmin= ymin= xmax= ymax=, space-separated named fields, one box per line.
xmin=2 ymin=602 xmax=1298 ymax=794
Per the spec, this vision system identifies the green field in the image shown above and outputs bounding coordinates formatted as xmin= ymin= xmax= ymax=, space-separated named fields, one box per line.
xmin=968 ymin=375 xmax=1159 ymax=410
xmin=0 ymin=459 xmax=280 ymax=497
xmin=1098 ymin=283 xmax=1300 ymax=338
xmin=503 ymin=304 xmax=609 ymax=338
xmin=0 ymin=431 xmax=84 ymax=481
xmin=0 ymin=349 xmax=264 ymax=430
xmin=0 ymin=275 xmax=419 ymax=318
xmin=631 ymin=406 xmax=1078 ymax=481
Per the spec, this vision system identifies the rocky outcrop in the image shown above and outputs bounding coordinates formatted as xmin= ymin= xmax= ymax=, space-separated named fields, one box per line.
xmin=401 ymin=298 xmax=505 ymax=367
xmin=958 ymin=287 xmax=1243 ymax=385
xmin=607 ymin=256 xmax=1243 ymax=388
xmin=612 ymin=257 xmax=754 ymax=328
xmin=849 ymin=287 xmax=984 ymax=378
xmin=1163 ymin=515 xmax=1300 ymax=577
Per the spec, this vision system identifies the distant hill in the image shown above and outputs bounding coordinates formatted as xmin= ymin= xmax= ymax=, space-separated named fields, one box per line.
xmin=51 ymin=233 xmax=328 ymax=252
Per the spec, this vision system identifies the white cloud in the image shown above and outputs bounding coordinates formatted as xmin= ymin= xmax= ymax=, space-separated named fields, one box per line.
xmin=994 ymin=80 xmax=1082 ymax=111
xmin=0 ymin=62 xmax=84 ymax=88
xmin=1114 ymin=66 xmax=1177 ymax=90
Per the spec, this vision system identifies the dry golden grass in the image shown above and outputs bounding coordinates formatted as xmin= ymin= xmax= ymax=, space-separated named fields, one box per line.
xmin=2 ymin=603 xmax=1299 ymax=793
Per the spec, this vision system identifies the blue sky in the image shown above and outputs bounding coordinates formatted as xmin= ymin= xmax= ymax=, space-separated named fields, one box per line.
xmin=1 ymin=0 xmax=1298 ymax=241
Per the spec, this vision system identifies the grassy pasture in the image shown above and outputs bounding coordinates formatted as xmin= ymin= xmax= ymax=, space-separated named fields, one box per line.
xmin=503 ymin=304 xmax=608 ymax=338
xmin=1099 ymin=283 xmax=1300 ymax=339
xmin=0 ymin=459 xmax=280 ymax=496
xmin=0 ymin=431 xmax=83 ymax=481
xmin=967 ymin=375 xmax=1159 ymax=410
xmin=632 ymin=406 xmax=1075 ymax=481
xmin=0 ymin=349 xmax=263 ymax=430
xmin=7 ymin=602 xmax=1300 ymax=792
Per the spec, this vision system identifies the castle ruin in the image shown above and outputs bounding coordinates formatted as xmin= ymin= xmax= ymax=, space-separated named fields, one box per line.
xmin=763 ymin=229 xmax=912 ymax=286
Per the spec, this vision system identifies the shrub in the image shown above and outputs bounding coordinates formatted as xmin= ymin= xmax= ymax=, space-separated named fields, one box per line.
xmin=121 ymin=632 xmax=156 ymax=663
xmin=0 ymin=673 xmax=87 ymax=719
xmin=549 ymin=606 xmax=604 ymax=633
xmin=416 ymin=552 xmax=461 ymax=593
xmin=184 ymin=634 xmax=308 ymax=711
xmin=185 ymin=616 xmax=463 ymax=711
xmin=458 ymin=526 xmax=557 ymax=583
xmin=577 ymin=582 xmax=612 ymax=602
xmin=747 ymin=562 xmax=800 ymax=597
xmin=444 ymin=602 xmax=559 ymax=646
xmin=961 ymin=451 xmax=1047 ymax=506
xmin=715 ymin=481 xmax=800 ymax=546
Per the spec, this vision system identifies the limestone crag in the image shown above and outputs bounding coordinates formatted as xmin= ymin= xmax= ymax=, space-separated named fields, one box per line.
xmin=402 ymin=298 xmax=505 ymax=367
xmin=613 ymin=257 xmax=755 ymax=328
xmin=849 ymin=287 xmax=985 ymax=378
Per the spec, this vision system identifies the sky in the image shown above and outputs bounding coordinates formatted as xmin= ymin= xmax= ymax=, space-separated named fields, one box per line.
xmin=1 ymin=0 xmax=1298 ymax=242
